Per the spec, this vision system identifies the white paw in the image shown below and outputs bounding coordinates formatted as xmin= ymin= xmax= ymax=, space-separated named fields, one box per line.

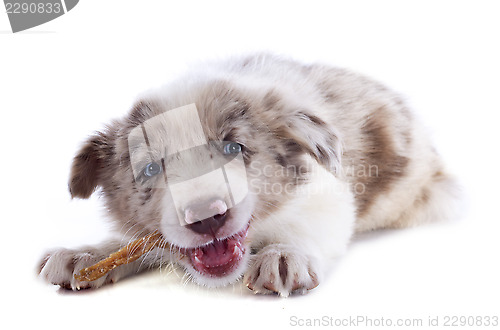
xmin=38 ymin=248 xmax=116 ymax=290
xmin=243 ymin=244 xmax=320 ymax=297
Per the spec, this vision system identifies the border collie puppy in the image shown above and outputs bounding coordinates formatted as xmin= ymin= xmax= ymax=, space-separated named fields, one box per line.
xmin=39 ymin=54 xmax=458 ymax=296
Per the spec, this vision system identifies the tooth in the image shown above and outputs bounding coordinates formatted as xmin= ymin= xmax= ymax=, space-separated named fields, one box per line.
xmin=194 ymin=249 xmax=203 ymax=258
xmin=233 ymin=244 xmax=243 ymax=256
xmin=194 ymin=256 xmax=201 ymax=264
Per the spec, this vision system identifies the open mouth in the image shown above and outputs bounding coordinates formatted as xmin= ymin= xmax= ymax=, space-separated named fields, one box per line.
xmin=181 ymin=225 xmax=249 ymax=277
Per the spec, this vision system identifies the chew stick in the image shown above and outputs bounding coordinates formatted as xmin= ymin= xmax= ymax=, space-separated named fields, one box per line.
xmin=74 ymin=232 xmax=166 ymax=282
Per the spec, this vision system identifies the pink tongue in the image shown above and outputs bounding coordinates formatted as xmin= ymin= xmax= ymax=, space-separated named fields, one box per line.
xmin=194 ymin=239 xmax=235 ymax=267
xmin=188 ymin=226 xmax=248 ymax=277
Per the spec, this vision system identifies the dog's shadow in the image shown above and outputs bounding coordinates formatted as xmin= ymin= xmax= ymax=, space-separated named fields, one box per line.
xmin=350 ymin=227 xmax=406 ymax=245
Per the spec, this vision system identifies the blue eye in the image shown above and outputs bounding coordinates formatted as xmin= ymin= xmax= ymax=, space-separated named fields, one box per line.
xmin=223 ymin=142 xmax=242 ymax=155
xmin=144 ymin=162 xmax=161 ymax=177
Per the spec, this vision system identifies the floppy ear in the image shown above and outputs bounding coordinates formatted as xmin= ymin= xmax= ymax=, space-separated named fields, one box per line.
xmin=277 ymin=111 xmax=342 ymax=173
xmin=69 ymin=132 xmax=112 ymax=199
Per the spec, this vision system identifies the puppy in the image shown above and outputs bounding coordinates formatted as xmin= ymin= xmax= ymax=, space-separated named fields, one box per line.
xmin=39 ymin=54 xmax=458 ymax=296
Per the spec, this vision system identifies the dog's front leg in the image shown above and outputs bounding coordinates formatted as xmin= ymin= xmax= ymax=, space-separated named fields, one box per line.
xmin=38 ymin=238 xmax=168 ymax=290
xmin=244 ymin=243 xmax=323 ymax=297
xmin=244 ymin=165 xmax=356 ymax=297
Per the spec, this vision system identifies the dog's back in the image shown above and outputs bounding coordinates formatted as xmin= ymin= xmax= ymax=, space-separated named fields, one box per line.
xmin=195 ymin=54 xmax=460 ymax=232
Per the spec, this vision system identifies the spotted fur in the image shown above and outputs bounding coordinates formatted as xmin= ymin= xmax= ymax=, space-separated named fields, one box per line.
xmin=39 ymin=54 xmax=459 ymax=296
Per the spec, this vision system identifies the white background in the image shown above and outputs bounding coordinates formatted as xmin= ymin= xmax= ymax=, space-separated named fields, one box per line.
xmin=1 ymin=1 xmax=499 ymax=329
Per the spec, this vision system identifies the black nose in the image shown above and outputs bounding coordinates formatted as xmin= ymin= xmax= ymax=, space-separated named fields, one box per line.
xmin=186 ymin=212 xmax=228 ymax=235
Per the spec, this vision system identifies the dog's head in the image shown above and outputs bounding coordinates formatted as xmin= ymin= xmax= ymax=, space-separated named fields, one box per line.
xmin=68 ymin=81 xmax=340 ymax=287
